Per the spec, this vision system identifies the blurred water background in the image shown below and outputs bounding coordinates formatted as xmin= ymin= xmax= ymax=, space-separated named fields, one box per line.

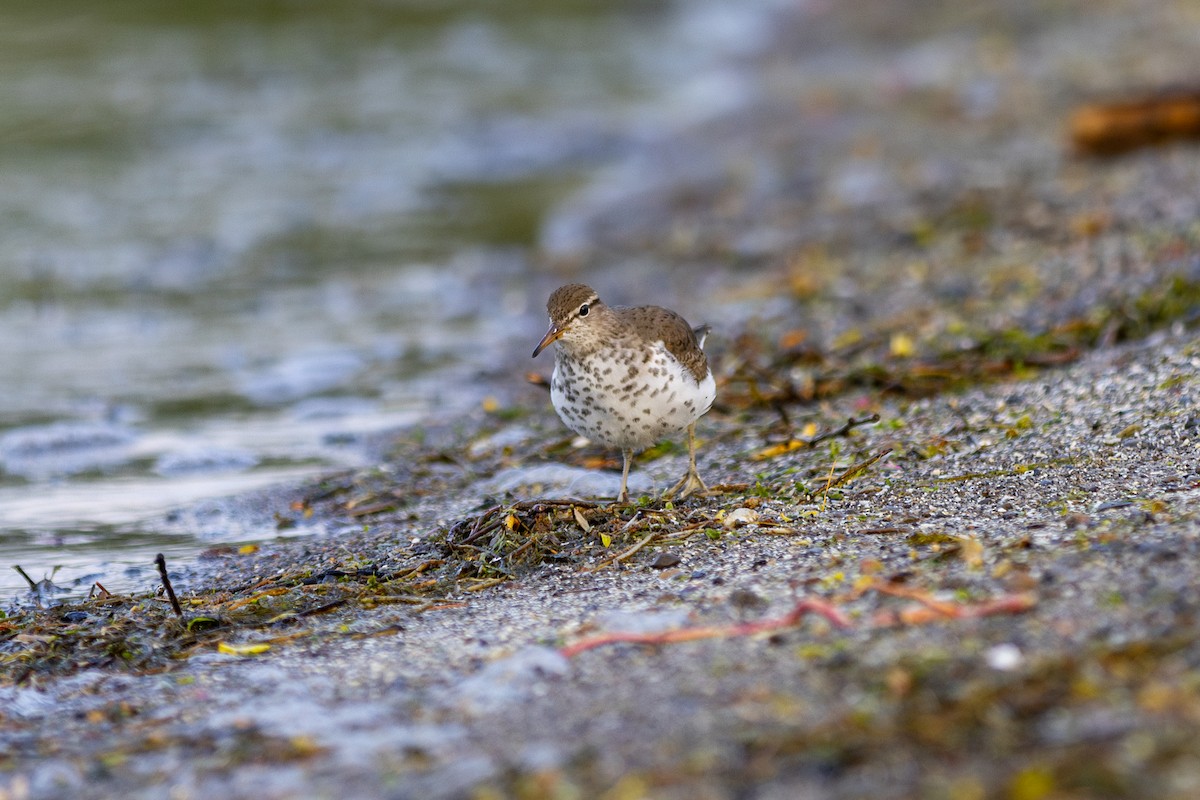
xmin=0 ymin=1 xmax=781 ymax=603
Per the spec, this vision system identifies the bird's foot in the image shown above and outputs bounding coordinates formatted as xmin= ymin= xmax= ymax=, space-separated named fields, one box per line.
xmin=664 ymin=469 xmax=708 ymax=500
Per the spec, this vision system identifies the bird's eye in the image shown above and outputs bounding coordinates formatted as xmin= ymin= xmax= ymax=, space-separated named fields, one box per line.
xmin=578 ymin=303 xmax=590 ymax=317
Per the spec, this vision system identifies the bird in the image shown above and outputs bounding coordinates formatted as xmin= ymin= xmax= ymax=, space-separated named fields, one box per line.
xmin=532 ymin=283 xmax=716 ymax=503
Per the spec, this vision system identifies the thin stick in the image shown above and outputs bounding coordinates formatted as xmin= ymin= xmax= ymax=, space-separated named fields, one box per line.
xmin=13 ymin=565 xmax=37 ymax=592
xmin=561 ymin=597 xmax=852 ymax=657
xmin=155 ymin=553 xmax=184 ymax=617
xmin=811 ymin=448 xmax=893 ymax=495
xmin=806 ymin=414 xmax=881 ymax=447
xmin=611 ymin=529 xmax=659 ymax=565
xmin=819 ymin=457 xmax=836 ymax=513
xmin=584 ymin=528 xmax=659 ymax=573
xmin=463 ymin=577 xmax=506 ymax=593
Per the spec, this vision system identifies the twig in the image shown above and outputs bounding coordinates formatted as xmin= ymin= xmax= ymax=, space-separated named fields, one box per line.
xmin=390 ymin=559 xmax=443 ymax=580
xmin=819 ymin=456 xmax=836 ymax=513
xmin=362 ymin=594 xmax=436 ymax=606
xmin=754 ymin=526 xmax=803 ymax=535
xmin=417 ymin=601 xmax=468 ymax=613
xmin=620 ymin=510 xmax=647 ymax=532
xmin=811 ymin=448 xmax=893 ymax=495
xmin=223 ymin=573 xmax=286 ymax=595
xmin=657 ymin=519 xmax=720 ymax=543
xmin=295 ymin=598 xmax=350 ymax=617
xmin=347 ymin=501 xmax=398 ymax=518
xmin=13 ymin=565 xmax=37 ymax=592
xmin=155 ymin=553 xmax=184 ymax=617
xmin=561 ymin=597 xmax=852 ymax=657
xmin=463 ymin=577 xmax=506 ymax=593
xmin=753 ymin=414 xmax=882 ymax=461
xmin=584 ymin=527 xmax=660 ymax=573
xmin=611 ymin=529 xmax=660 ymax=565
xmin=506 ymin=534 xmax=541 ymax=562
xmin=224 ymin=587 xmax=290 ymax=612
xmin=807 ymin=414 xmax=881 ymax=446
xmin=460 ymin=505 xmax=504 ymax=545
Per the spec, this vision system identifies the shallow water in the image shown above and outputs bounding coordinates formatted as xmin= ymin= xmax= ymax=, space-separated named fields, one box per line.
xmin=0 ymin=1 xmax=778 ymax=604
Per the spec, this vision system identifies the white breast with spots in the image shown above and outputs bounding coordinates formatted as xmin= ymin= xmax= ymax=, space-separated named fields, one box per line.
xmin=550 ymin=341 xmax=715 ymax=452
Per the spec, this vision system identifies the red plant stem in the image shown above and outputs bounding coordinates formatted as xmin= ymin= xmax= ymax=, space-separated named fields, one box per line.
xmin=560 ymin=597 xmax=852 ymax=658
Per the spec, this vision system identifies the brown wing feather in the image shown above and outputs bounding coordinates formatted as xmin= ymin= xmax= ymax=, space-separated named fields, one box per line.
xmin=619 ymin=305 xmax=710 ymax=383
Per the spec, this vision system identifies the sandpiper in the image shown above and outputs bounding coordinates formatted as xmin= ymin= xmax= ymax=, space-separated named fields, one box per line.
xmin=532 ymin=284 xmax=716 ymax=503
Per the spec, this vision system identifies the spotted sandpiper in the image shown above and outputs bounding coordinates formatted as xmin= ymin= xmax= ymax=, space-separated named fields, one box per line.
xmin=532 ymin=284 xmax=716 ymax=503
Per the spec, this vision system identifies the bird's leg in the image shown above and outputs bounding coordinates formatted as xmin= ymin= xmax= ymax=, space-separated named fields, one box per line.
xmin=665 ymin=422 xmax=708 ymax=499
xmin=617 ymin=449 xmax=633 ymax=504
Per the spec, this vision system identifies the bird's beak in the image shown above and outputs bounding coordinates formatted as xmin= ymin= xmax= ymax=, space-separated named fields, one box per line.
xmin=532 ymin=323 xmax=564 ymax=358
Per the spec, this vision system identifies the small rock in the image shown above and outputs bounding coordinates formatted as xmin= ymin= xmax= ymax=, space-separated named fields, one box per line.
xmin=728 ymin=588 xmax=767 ymax=610
xmin=985 ymin=643 xmax=1023 ymax=671
xmin=649 ymin=552 xmax=681 ymax=569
